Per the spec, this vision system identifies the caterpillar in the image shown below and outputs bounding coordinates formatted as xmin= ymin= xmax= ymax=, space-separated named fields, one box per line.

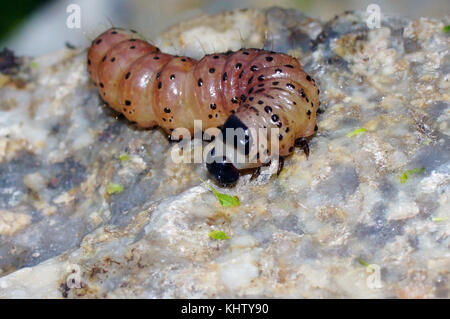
xmin=87 ymin=27 xmax=319 ymax=185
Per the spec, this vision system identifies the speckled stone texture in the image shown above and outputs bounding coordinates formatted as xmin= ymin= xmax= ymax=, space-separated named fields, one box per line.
xmin=0 ymin=7 xmax=448 ymax=298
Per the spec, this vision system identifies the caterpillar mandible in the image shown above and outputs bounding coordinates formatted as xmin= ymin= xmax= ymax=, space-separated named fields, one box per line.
xmin=87 ymin=27 xmax=319 ymax=185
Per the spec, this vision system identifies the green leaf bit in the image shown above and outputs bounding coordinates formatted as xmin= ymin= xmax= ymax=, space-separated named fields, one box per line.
xmin=358 ymin=257 xmax=375 ymax=272
xmin=119 ymin=153 xmax=130 ymax=162
xmin=432 ymin=217 xmax=448 ymax=222
xmin=208 ymin=230 xmax=231 ymax=240
xmin=106 ymin=183 xmax=124 ymax=195
xmin=444 ymin=25 xmax=450 ymax=33
xmin=398 ymin=167 xmax=425 ymax=184
xmin=200 ymin=178 xmax=240 ymax=207
xmin=346 ymin=128 xmax=367 ymax=138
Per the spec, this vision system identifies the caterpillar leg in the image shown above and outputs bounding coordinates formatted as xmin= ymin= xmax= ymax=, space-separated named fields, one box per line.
xmin=250 ymin=166 xmax=261 ymax=180
xmin=277 ymin=157 xmax=285 ymax=175
xmin=295 ymin=137 xmax=310 ymax=158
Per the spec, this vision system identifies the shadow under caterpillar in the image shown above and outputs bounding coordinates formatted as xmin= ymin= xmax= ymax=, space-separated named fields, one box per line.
xmin=88 ymin=28 xmax=319 ymax=185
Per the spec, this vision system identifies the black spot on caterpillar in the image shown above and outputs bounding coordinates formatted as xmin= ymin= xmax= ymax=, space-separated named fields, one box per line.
xmin=88 ymin=28 xmax=319 ymax=185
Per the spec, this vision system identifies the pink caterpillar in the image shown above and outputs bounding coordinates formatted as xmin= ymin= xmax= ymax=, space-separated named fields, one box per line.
xmin=88 ymin=28 xmax=319 ymax=184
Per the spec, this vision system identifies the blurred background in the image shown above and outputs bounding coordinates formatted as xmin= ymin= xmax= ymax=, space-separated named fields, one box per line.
xmin=1 ymin=0 xmax=449 ymax=57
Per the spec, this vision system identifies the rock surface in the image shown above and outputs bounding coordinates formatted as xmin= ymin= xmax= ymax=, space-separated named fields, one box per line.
xmin=0 ymin=7 xmax=449 ymax=298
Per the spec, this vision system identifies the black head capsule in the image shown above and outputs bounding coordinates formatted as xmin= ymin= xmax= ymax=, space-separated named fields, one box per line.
xmin=206 ymin=152 xmax=240 ymax=186
xmin=222 ymin=115 xmax=251 ymax=155
xmin=295 ymin=137 xmax=310 ymax=158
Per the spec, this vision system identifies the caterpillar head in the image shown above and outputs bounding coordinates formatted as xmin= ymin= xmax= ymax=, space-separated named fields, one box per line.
xmin=206 ymin=115 xmax=257 ymax=185
xmin=206 ymin=154 xmax=240 ymax=186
